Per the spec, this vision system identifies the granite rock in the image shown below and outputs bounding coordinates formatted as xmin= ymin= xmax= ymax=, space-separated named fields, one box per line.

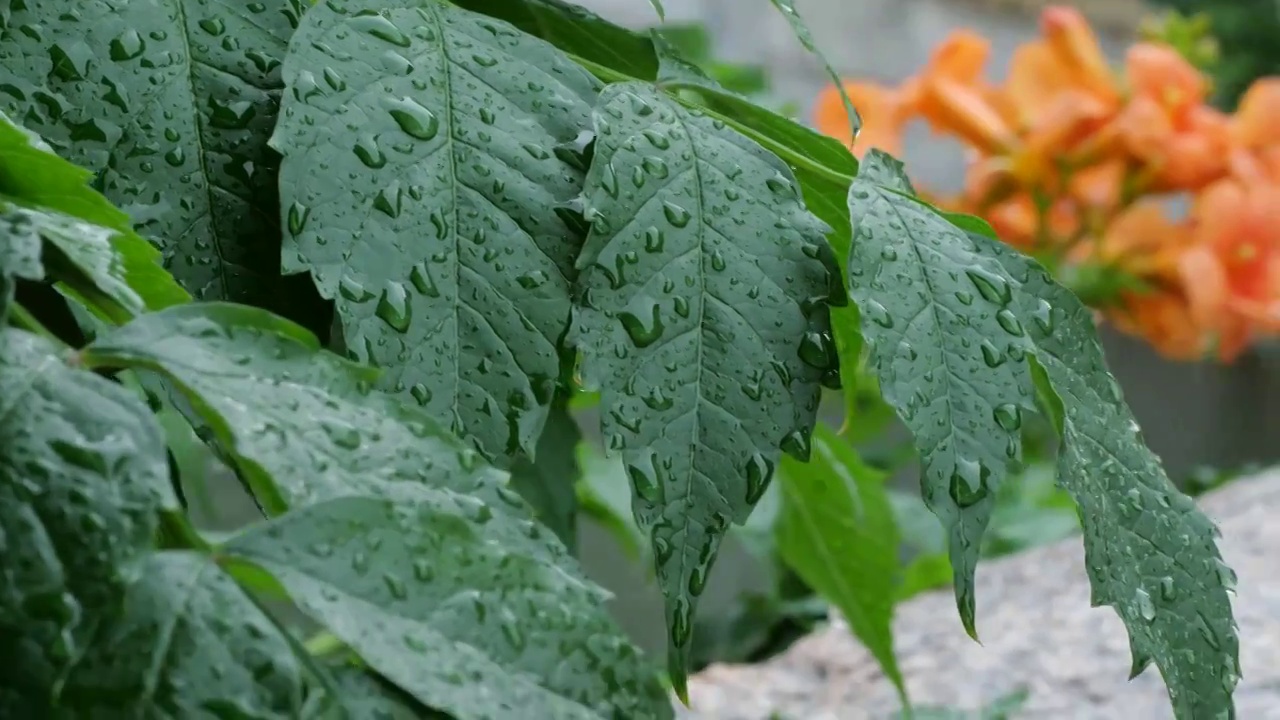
xmin=679 ymin=475 xmax=1280 ymax=719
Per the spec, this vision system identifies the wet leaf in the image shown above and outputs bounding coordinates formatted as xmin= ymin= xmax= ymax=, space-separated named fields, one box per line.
xmin=568 ymin=81 xmax=844 ymax=692
xmin=57 ymin=552 xmax=307 ymax=718
xmin=776 ymin=425 xmax=906 ymax=704
xmin=0 ymin=329 xmax=173 ymax=710
xmin=225 ymin=493 xmax=673 ymax=720
xmin=274 ymin=0 xmax=600 ymax=466
xmin=847 ymin=150 xmax=1239 ymax=719
xmin=453 ymin=0 xmax=659 ymax=80
xmin=765 ymin=0 xmax=859 ymax=139
xmin=0 ymin=111 xmax=187 ymax=321
xmin=326 ymin=663 xmax=445 ymax=719
xmin=0 ymin=0 xmax=302 ymax=304
xmin=82 ymin=303 xmax=536 ymax=525
xmin=509 ymin=397 xmax=584 ymax=550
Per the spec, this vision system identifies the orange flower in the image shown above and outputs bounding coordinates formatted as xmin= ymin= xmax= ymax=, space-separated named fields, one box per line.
xmin=1232 ymin=78 xmax=1280 ymax=149
xmin=1181 ymin=179 xmax=1280 ymax=343
xmin=813 ymin=82 xmax=909 ymax=157
xmin=908 ymin=31 xmax=1018 ymax=155
xmin=1125 ymin=43 xmax=1209 ymax=116
xmin=1082 ymin=201 xmax=1190 ymax=279
xmin=1109 ymin=290 xmax=1210 ymax=361
xmin=1039 ymin=6 xmax=1121 ymax=105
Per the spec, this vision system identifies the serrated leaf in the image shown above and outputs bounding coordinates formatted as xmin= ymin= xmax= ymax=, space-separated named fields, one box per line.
xmin=0 ymin=0 xmax=304 ymax=304
xmin=568 ymin=81 xmax=843 ymax=692
xmin=225 ymin=493 xmax=673 ymax=720
xmin=0 ymin=328 xmax=173 ymax=710
xmin=776 ymin=424 xmax=906 ymax=703
xmin=274 ymin=0 xmax=601 ymax=465
xmin=509 ymin=397 xmax=584 ymax=550
xmin=57 ymin=551 xmax=307 ymax=718
xmin=82 ymin=303 xmax=537 ymax=525
xmin=0 ymin=111 xmax=187 ymax=320
xmin=847 ymin=150 xmax=1239 ymax=718
xmin=765 ymin=0 xmax=859 ymax=139
xmin=451 ymin=0 xmax=659 ymax=80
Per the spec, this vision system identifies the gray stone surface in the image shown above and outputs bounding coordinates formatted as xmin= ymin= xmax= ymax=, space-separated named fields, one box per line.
xmin=677 ymin=474 xmax=1280 ymax=719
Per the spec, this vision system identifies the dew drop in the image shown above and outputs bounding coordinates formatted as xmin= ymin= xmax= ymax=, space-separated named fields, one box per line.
xmin=375 ymin=282 xmax=412 ymax=333
xmin=993 ymin=403 xmax=1021 ymax=431
xmin=995 ymin=309 xmax=1024 ymax=337
xmin=744 ymin=453 xmax=774 ymax=504
xmin=948 ymin=458 xmax=990 ymax=508
xmin=966 ymin=267 xmax=1012 ymax=305
xmin=409 ymin=262 xmax=441 ymax=298
xmin=350 ymin=13 xmax=412 ymax=47
xmin=385 ymin=96 xmax=439 ymax=140
xmin=286 ymin=201 xmax=310 ymax=236
xmin=864 ymin=300 xmax=894 ymax=329
xmin=619 ymin=303 xmax=664 ymax=348
xmin=662 ymin=201 xmax=691 ymax=228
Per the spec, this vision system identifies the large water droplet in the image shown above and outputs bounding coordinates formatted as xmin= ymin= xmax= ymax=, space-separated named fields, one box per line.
xmin=798 ymin=331 xmax=834 ymax=370
xmin=948 ymin=458 xmax=990 ymax=507
xmin=966 ymin=267 xmax=1012 ymax=305
xmin=350 ymin=13 xmax=412 ymax=47
xmin=662 ymin=201 xmax=691 ymax=228
xmin=619 ymin=303 xmax=664 ymax=348
xmin=626 ymin=460 xmax=661 ymax=503
xmin=1135 ymin=587 xmax=1156 ymax=622
xmin=780 ymin=429 xmax=811 ymax=459
xmin=409 ymin=262 xmax=441 ymax=298
xmin=353 ymin=134 xmax=387 ymax=169
xmin=864 ymin=300 xmax=894 ymax=329
xmin=385 ymin=96 xmax=439 ymax=140
xmin=287 ymin=201 xmax=310 ymax=236
xmin=1032 ymin=298 xmax=1055 ymax=334
xmin=109 ymin=29 xmax=146 ymax=61
xmin=993 ymin=403 xmax=1021 ymax=431
xmin=375 ymin=282 xmax=412 ymax=333
xmin=744 ymin=453 xmax=774 ymax=504
xmin=980 ymin=340 xmax=1005 ymax=368
xmin=339 ymin=276 xmax=375 ymax=303
xmin=995 ymin=309 xmax=1024 ymax=337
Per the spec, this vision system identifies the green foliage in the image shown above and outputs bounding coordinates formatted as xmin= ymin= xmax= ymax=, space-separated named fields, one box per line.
xmin=1 ymin=1 xmax=1242 ymax=719
xmin=1149 ymin=1 xmax=1280 ymax=108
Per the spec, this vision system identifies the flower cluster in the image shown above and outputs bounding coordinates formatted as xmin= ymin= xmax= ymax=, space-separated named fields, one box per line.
xmin=814 ymin=6 xmax=1280 ymax=362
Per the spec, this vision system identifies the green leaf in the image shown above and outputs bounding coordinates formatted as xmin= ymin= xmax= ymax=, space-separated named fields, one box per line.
xmin=327 ymin=663 xmax=446 ymax=719
xmin=0 ymin=0 xmax=303 ymax=304
xmin=646 ymin=0 xmax=666 ymax=22
xmin=0 ymin=328 xmax=173 ymax=710
xmin=568 ymin=81 xmax=844 ymax=693
xmin=57 ymin=551 xmax=308 ymax=717
xmin=0 ymin=211 xmax=44 ymax=322
xmin=450 ymin=0 xmax=659 ymax=80
xmin=225 ymin=493 xmax=674 ymax=720
xmin=274 ymin=0 xmax=601 ymax=465
xmin=509 ymin=396 xmax=584 ymax=551
xmin=847 ymin=150 xmax=1239 ymax=718
xmin=765 ymin=0 xmax=859 ymax=139
xmin=776 ymin=424 xmax=906 ymax=703
xmin=82 ymin=303 xmax=535 ymax=524
xmin=0 ymin=112 xmax=187 ymax=320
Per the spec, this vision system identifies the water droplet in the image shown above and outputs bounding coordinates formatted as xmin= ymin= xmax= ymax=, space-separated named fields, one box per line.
xmin=993 ymin=403 xmax=1021 ymax=431
xmin=109 ymin=29 xmax=145 ymax=62
xmin=412 ymin=559 xmax=435 ymax=582
xmin=880 ymin=246 xmax=898 ymax=261
xmin=765 ymin=173 xmax=794 ymax=196
xmin=662 ymin=201 xmax=691 ymax=228
xmin=1135 ymin=587 xmax=1156 ymax=622
xmin=642 ymin=128 xmax=670 ymax=149
xmin=323 ymin=419 xmax=362 ymax=450
xmin=745 ymin=453 xmax=774 ymax=503
xmin=948 ymin=458 xmax=990 ymax=507
xmin=410 ymin=383 xmax=433 ymax=406
xmin=626 ymin=461 xmax=661 ymax=503
xmin=780 ymin=429 xmax=810 ymax=459
xmin=619 ymin=303 xmax=664 ymax=348
xmin=353 ymin=134 xmax=387 ymax=169
xmin=471 ymin=53 xmax=498 ymax=67
xmin=409 ymin=262 xmax=441 ymax=298
xmin=385 ymin=96 xmax=439 ymax=140
xmin=383 ymin=573 xmax=409 ymax=600
xmin=1032 ymin=298 xmax=1055 ymax=334
xmin=673 ymin=296 xmax=690 ymax=318
xmin=797 ymin=331 xmax=834 ymax=369
xmin=710 ymin=250 xmax=726 ymax=272
xmin=643 ymin=227 xmax=665 ymax=253
xmin=287 ymin=202 xmax=310 ymax=236
xmin=966 ymin=267 xmax=1012 ymax=305
xmin=864 ymin=300 xmax=894 ymax=329
xmin=198 ymin=17 xmax=225 ymax=35
xmin=350 ymin=13 xmax=412 ymax=47
xmin=599 ymin=162 xmax=619 ymax=198
xmin=995 ymin=309 xmax=1024 ymax=337
xmin=1159 ymin=575 xmax=1177 ymax=602
xmin=351 ymin=551 xmax=370 ymax=575
xmin=375 ymin=282 xmax=412 ymax=333
xmin=323 ymin=66 xmax=346 ymax=91
xmin=373 ymin=182 xmax=402 ymax=218
xmin=339 ymin=276 xmax=375 ymax=303
xmin=642 ymin=156 xmax=669 ymax=178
